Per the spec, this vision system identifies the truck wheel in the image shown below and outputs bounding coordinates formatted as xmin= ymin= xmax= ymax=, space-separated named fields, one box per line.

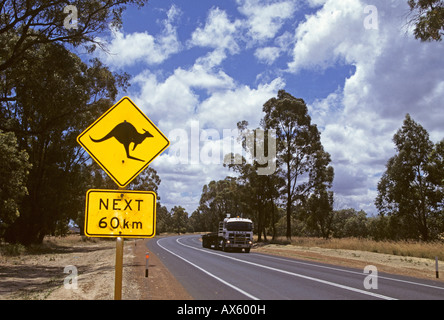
xmin=244 ymin=248 xmax=250 ymax=253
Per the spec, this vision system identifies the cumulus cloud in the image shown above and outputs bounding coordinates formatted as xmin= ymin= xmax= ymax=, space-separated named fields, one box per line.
xmin=188 ymin=7 xmax=243 ymax=68
xmin=97 ymin=5 xmax=182 ymax=68
xmin=255 ymin=46 xmax=281 ymax=64
xmin=189 ymin=7 xmax=242 ymax=53
xmin=131 ymin=63 xmax=238 ymax=133
xmin=197 ymin=77 xmax=285 ymax=129
xmin=237 ymin=0 xmax=297 ymax=42
xmin=188 ymin=2 xmax=297 ymax=67
xmin=288 ymin=0 xmax=373 ymax=73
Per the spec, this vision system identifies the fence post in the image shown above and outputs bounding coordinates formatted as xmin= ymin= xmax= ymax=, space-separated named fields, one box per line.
xmin=145 ymin=252 xmax=149 ymax=278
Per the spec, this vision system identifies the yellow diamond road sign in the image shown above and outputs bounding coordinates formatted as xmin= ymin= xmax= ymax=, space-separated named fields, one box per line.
xmin=77 ymin=97 xmax=170 ymax=187
xmin=85 ymin=189 xmax=156 ymax=238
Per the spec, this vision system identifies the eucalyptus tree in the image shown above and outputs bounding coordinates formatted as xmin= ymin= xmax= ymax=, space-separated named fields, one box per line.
xmin=376 ymin=114 xmax=444 ymax=240
xmin=407 ymin=0 xmax=444 ymax=41
xmin=261 ymin=90 xmax=334 ymax=240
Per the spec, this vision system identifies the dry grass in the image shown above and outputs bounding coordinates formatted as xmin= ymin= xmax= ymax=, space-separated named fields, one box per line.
xmin=260 ymin=237 xmax=444 ymax=261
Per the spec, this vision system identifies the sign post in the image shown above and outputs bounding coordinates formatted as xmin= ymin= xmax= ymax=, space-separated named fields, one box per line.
xmin=114 ymin=237 xmax=124 ymax=300
xmin=115 ymin=186 xmax=125 ymax=301
xmin=77 ymin=96 xmax=169 ymax=300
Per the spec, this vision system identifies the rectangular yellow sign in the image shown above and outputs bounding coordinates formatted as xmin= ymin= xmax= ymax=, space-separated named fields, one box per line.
xmin=84 ymin=189 xmax=156 ymax=238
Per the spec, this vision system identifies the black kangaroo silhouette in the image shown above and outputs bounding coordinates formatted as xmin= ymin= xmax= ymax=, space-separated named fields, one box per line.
xmin=90 ymin=121 xmax=154 ymax=162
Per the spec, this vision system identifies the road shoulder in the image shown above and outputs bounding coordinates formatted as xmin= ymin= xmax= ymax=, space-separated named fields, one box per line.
xmin=133 ymin=238 xmax=192 ymax=300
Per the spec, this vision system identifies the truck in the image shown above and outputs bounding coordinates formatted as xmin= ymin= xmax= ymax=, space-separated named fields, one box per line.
xmin=202 ymin=215 xmax=253 ymax=253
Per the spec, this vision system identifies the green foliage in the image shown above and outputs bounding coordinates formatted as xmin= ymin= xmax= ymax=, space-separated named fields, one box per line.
xmin=171 ymin=206 xmax=189 ymax=234
xmin=332 ymin=209 xmax=369 ymax=238
xmin=302 ymin=190 xmax=334 ymax=239
xmin=408 ymin=0 xmax=444 ymax=41
xmin=376 ymin=114 xmax=444 ymax=240
xmin=0 ymin=130 xmax=31 ymax=238
xmin=156 ymin=204 xmax=172 ymax=234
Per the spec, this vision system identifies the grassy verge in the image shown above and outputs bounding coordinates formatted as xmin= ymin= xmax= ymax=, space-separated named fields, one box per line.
xmin=0 ymin=235 xmax=98 ymax=256
xmin=257 ymin=236 xmax=444 ymax=261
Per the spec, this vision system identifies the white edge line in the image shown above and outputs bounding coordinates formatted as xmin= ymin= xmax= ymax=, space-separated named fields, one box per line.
xmin=176 ymin=236 xmax=397 ymax=301
xmin=156 ymin=238 xmax=260 ymax=300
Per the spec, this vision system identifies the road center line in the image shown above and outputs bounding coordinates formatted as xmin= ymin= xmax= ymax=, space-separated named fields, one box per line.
xmin=156 ymin=238 xmax=259 ymax=300
xmin=176 ymin=236 xmax=397 ymax=300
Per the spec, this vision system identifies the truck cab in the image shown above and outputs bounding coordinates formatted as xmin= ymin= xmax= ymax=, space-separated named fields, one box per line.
xmin=202 ymin=215 xmax=253 ymax=253
xmin=219 ymin=216 xmax=254 ymax=253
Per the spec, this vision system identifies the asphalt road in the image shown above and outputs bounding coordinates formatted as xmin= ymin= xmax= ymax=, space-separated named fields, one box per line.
xmin=146 ymin=234 xmax=444 ymax=300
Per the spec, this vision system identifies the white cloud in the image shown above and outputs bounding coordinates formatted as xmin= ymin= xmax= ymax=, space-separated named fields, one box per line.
xmin=237 ymin=0 xmax=297 ymax=42
xmin=254 ymin=30 xmax=295 ymax=65
xmin=255 ymin=46 xmax=281 ymax=64
xmin=188 ymin=3 xmax=297 ymax=68
xmin=131 ymin=63 xmax=238 ymax=133
xmin=175 ymin=64 xmax=235 ymax=92
xmin=150 ymin=159 xmax=222 ymax=213
xmin=198 ymin=77 xmax=285 ymax=130
xmin=97 ymin=5 xmax=181 ymax=68
xmin=131 ymin=70 xmax=198 ymax=134
xmin=288 ymin=0 xmax=372 ymax=73
xmin=189 ymin=7 xmax=242 ymax=55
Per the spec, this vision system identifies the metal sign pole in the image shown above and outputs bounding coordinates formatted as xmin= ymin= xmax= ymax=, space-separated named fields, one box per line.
xmin=114 ymin=185 xmax=126 ymax=300
xmin=114 ymin=236 xmax=124 ymax=300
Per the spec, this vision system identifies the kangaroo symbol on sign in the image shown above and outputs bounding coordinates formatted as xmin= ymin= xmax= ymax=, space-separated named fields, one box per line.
xmin=90 ymin=121 xmax=154 ymax=162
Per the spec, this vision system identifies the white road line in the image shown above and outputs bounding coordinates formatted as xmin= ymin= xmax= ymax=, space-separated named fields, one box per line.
xmin=156 ymin=238 xmax=260 ymax=300
xmin=176 ymin=236 xmax=397 ymax=300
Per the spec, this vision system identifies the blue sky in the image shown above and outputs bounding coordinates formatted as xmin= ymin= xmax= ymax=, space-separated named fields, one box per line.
xmin=90 ymin=0 xmax=444 ymax=215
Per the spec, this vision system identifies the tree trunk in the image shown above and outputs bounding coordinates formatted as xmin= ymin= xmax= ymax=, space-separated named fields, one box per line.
xmin=286 ymin=158 xmax=292 ymax=240
xmin=271 ymin=197 xmax=276 ymax=241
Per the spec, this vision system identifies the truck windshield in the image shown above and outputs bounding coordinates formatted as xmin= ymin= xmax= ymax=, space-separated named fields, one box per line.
xmin=226 ymin=222 xmax=252 ymax=231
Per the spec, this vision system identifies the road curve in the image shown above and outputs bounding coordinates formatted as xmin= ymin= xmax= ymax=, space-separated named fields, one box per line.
xmin=147 ymin=235 xmax=444 ymax=300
